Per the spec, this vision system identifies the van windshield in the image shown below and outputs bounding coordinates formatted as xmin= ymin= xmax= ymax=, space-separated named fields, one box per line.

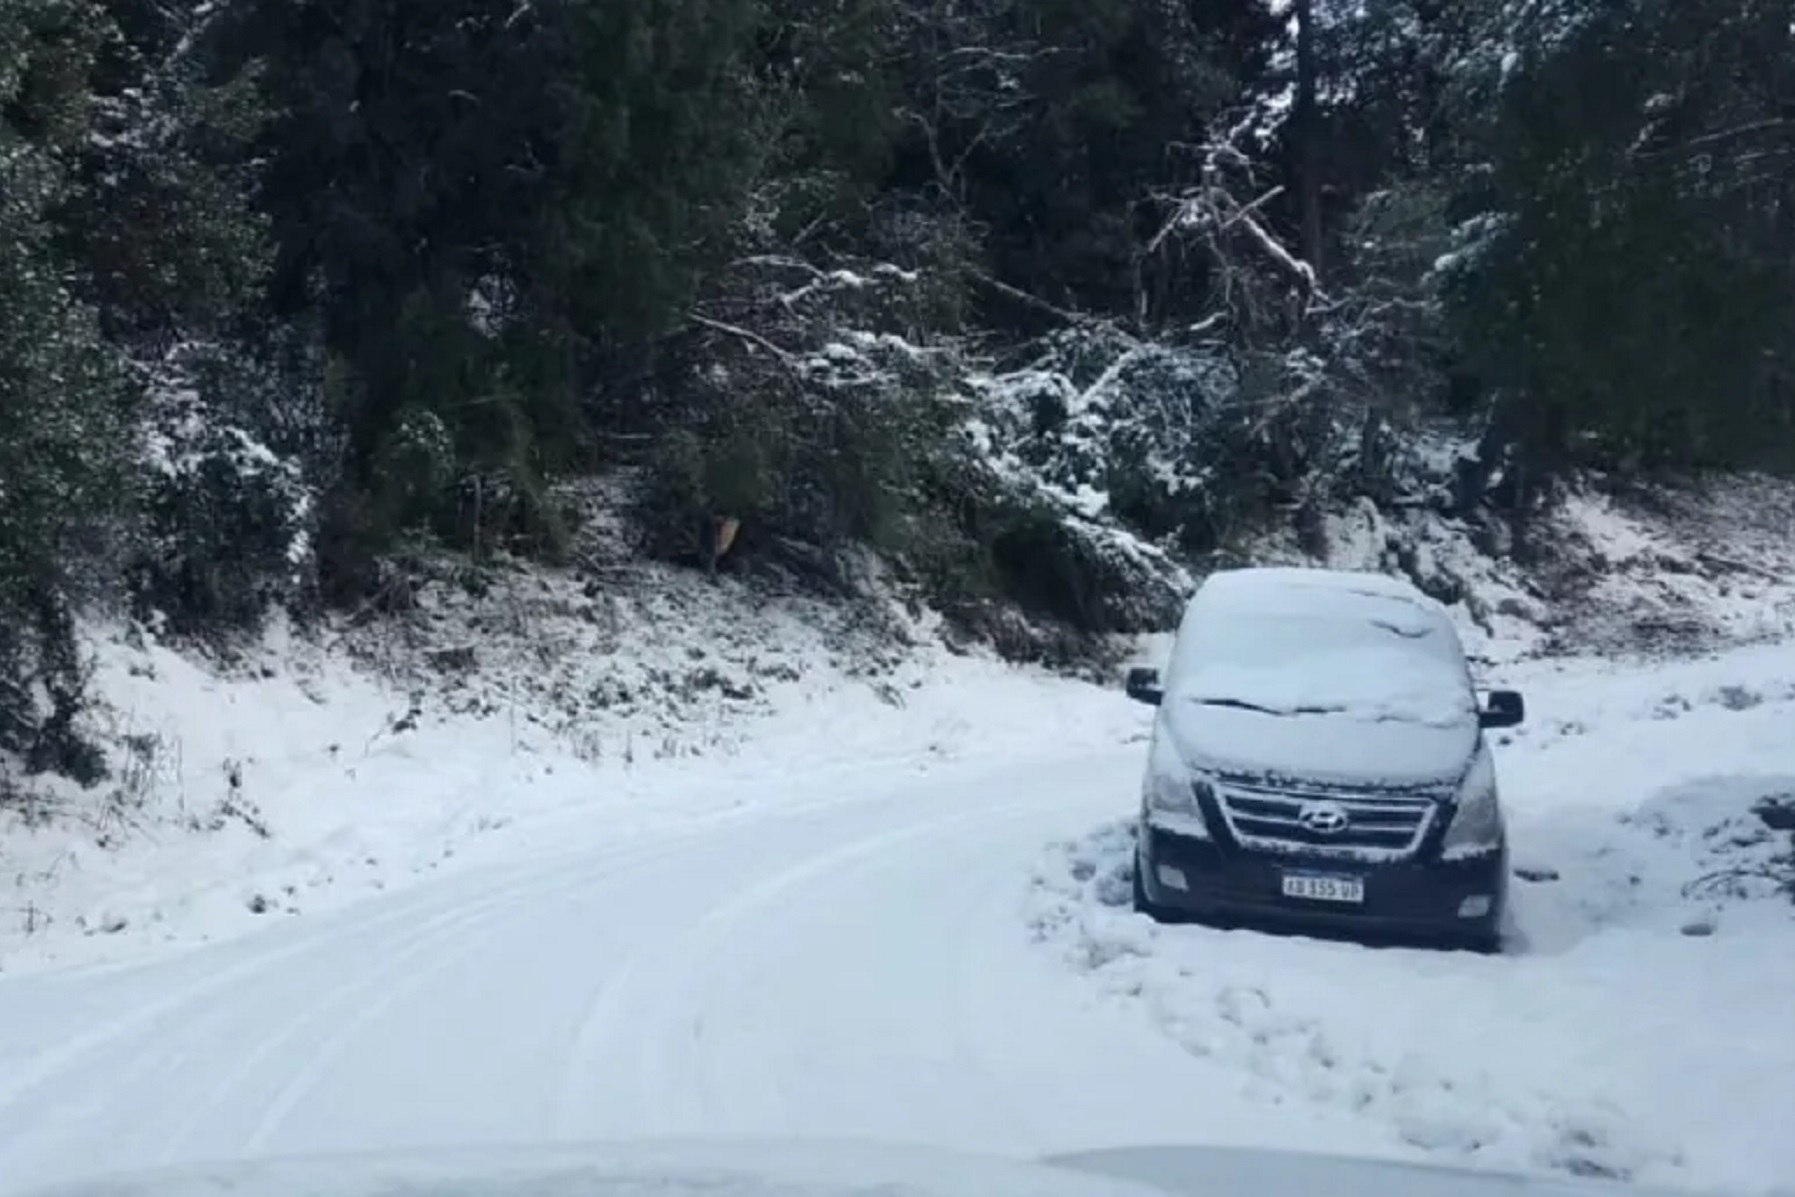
xmin=1171 ymin=600 xmax=1476 ymax=728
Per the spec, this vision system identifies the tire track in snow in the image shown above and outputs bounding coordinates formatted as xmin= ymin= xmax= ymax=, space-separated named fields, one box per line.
xmin=0 ymin=823 xmax=713 ymax=1178
xmin=211 ymin=796 xmax=893 ymax=1159
xmin=0 ymin=793 xmax=868 ymax=1145
xmin=183 ymin=809 xmax=796 ymax=1162
xmin=0 ymin=850 xmax=560 ymax=1119
xmin=166 ymin=846 xmax=645 ymax=1161
xmin=230 ymin=834 xmax=705 ymax=1157
xmin=0 ymin=850 xmax=599 ymax=1177
xmin=8 ymin=750 xmax=1218 ymax=1188
xmin=550 ymin=795 xmax=1051 ymax=1142
xmin=281 ymin=791 xmax=1029 ymax=1144
xmin=943 ymin=828 xmax=1054 ymax=1150
xmin=551 ymin=799 xmax=1026 ymax=1134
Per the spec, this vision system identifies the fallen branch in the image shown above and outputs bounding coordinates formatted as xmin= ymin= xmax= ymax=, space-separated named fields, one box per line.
xmin=970 ymin=271 xmax=1120 ymax=336
xmin=1694 ymin=549 xmax=1781 ymax=581
xmin=689 ymin=312 xmax=798 ymax=370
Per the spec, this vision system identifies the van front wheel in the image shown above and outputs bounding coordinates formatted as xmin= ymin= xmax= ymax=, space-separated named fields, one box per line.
xmin=1132 ymin=851 xmax=1163 ymax=920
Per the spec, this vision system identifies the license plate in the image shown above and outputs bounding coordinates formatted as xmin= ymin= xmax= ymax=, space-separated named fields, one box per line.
xmin=1280 ymin=872 xmax=1365 ymax=904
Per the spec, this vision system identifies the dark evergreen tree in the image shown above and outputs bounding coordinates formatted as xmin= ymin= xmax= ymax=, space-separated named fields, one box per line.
xmin=0 ymin=0 xmax=133 ymax=778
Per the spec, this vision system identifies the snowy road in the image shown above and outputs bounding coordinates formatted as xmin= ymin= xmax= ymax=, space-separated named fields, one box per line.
xmin=2 ymin=648 xmax=1794 ymax=1197
xmin=0 ymin=751 xmax=1323 ymax=1189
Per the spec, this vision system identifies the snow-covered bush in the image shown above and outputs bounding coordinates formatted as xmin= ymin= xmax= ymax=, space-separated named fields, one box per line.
xmin=913 ymin=113 xmax=1473 ymax=643
xmin=129 ymin=341 xmax=316 ymax=640
xmin=950 ymin=321 xmax=1458 ymax=633
xmin=635 ymin=211 xmax=1478 ymax=656
xmin=635 ymin=232 xmax=1198 ymax=650
xmin=636 ymin=217 xmax=976 ymax=580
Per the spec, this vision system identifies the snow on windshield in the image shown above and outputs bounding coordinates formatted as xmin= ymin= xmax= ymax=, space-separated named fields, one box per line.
xmin=1168 ymin=571 xmax=1476 ymax=728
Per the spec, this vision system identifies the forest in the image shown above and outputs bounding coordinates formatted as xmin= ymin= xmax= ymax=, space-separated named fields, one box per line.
xmin=2 ymin=0 xmax=1792 ymax=780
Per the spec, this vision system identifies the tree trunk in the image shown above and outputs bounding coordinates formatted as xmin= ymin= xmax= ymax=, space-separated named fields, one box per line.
xmin=1293 ymin=0 xmax=1323 ymax=279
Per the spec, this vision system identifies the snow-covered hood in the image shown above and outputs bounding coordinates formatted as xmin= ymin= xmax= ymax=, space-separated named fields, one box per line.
xmin=0 ymin=1141 xmax=1151 ymax=1197
xmin=1050 ymin=1145 xmax=1692 ymax=1197
xmin=0 ymin=1140 xmax=1689 ymax=1197
xmin=1163 ymin=696 xmax=1477 ymax=790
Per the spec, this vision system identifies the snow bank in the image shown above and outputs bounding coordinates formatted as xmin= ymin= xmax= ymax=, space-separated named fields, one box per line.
xmin=1029 ymin=640 xmax=1795 ymax=1196
xmin=1310 ymin=475 xmax=1795 ymax=667
xmin=0 ymin=558 xmax=1145 ymax=974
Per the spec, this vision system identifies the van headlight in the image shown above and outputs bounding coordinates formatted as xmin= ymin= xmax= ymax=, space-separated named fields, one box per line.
xmin=1142 ymin=732 xmax=1212 ymax=838
xmin=1441 ymin=742 xmax=1503 ymax=859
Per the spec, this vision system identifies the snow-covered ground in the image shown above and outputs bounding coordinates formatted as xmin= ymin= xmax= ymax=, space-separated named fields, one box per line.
xmin=0 ymin=603 xmax=1146 ymax=975
xmin=0 ymin=481 xmax=1792 ymax=1197
xmin=1032 ymin=641 xmax=1795 ymax=1194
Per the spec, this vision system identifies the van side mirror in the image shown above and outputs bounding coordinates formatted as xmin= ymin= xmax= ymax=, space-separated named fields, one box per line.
xmin=1480 ymin=689 xmax=1525 ymax=729
xmin=1124 ymin=666 xmax=1164 ymax=706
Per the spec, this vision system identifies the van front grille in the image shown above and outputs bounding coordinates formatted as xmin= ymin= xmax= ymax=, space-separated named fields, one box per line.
xmin=1214 ymin=780 xmax=1436 ymax=860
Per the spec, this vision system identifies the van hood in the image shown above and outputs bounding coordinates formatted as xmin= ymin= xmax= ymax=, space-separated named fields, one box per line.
xmin=0 ymin=1139 xmax=1680 ymax=1197
xmin=1164 ymin=698 xmax=1477 ymax=791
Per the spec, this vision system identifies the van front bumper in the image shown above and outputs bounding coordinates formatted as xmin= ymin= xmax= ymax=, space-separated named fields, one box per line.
xmin=1136 ymin=821 xmax=1507 ymax=950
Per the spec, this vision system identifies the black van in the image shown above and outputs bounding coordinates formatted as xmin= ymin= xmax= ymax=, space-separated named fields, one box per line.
xmin=1123 ymin=567 xmax=1525 ymax=952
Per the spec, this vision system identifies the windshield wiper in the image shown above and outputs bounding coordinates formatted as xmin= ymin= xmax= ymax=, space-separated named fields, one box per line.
xmin=1193 ymin=697 xmax=1342 ymax=716
xmin=1195 ymin=697 xmax=1277 ymax=714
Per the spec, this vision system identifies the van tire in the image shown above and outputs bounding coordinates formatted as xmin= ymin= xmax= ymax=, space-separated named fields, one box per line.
xmin=1132 ymin=853 xmax=1162 ymax=920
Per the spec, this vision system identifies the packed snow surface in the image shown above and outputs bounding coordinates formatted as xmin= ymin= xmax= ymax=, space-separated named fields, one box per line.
xmin=0 ymin=625 xmax=1792 ymax=1197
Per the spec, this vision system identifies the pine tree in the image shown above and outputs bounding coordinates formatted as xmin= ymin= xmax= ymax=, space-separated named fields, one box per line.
xmin=0 ymin=0 xmax=133 ymax=777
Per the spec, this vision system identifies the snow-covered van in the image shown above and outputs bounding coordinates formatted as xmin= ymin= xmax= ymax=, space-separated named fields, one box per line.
xmin=1124 ymin=567 xmax=1525 ymax=952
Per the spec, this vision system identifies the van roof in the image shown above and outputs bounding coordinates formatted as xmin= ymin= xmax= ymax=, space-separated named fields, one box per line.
xmin=1191 ymin=566 xmax=1441 ymax=618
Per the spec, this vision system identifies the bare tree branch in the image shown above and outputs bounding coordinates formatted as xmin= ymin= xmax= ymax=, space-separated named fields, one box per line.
xmin=689 ymin=312 xmax=797 ymax=369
